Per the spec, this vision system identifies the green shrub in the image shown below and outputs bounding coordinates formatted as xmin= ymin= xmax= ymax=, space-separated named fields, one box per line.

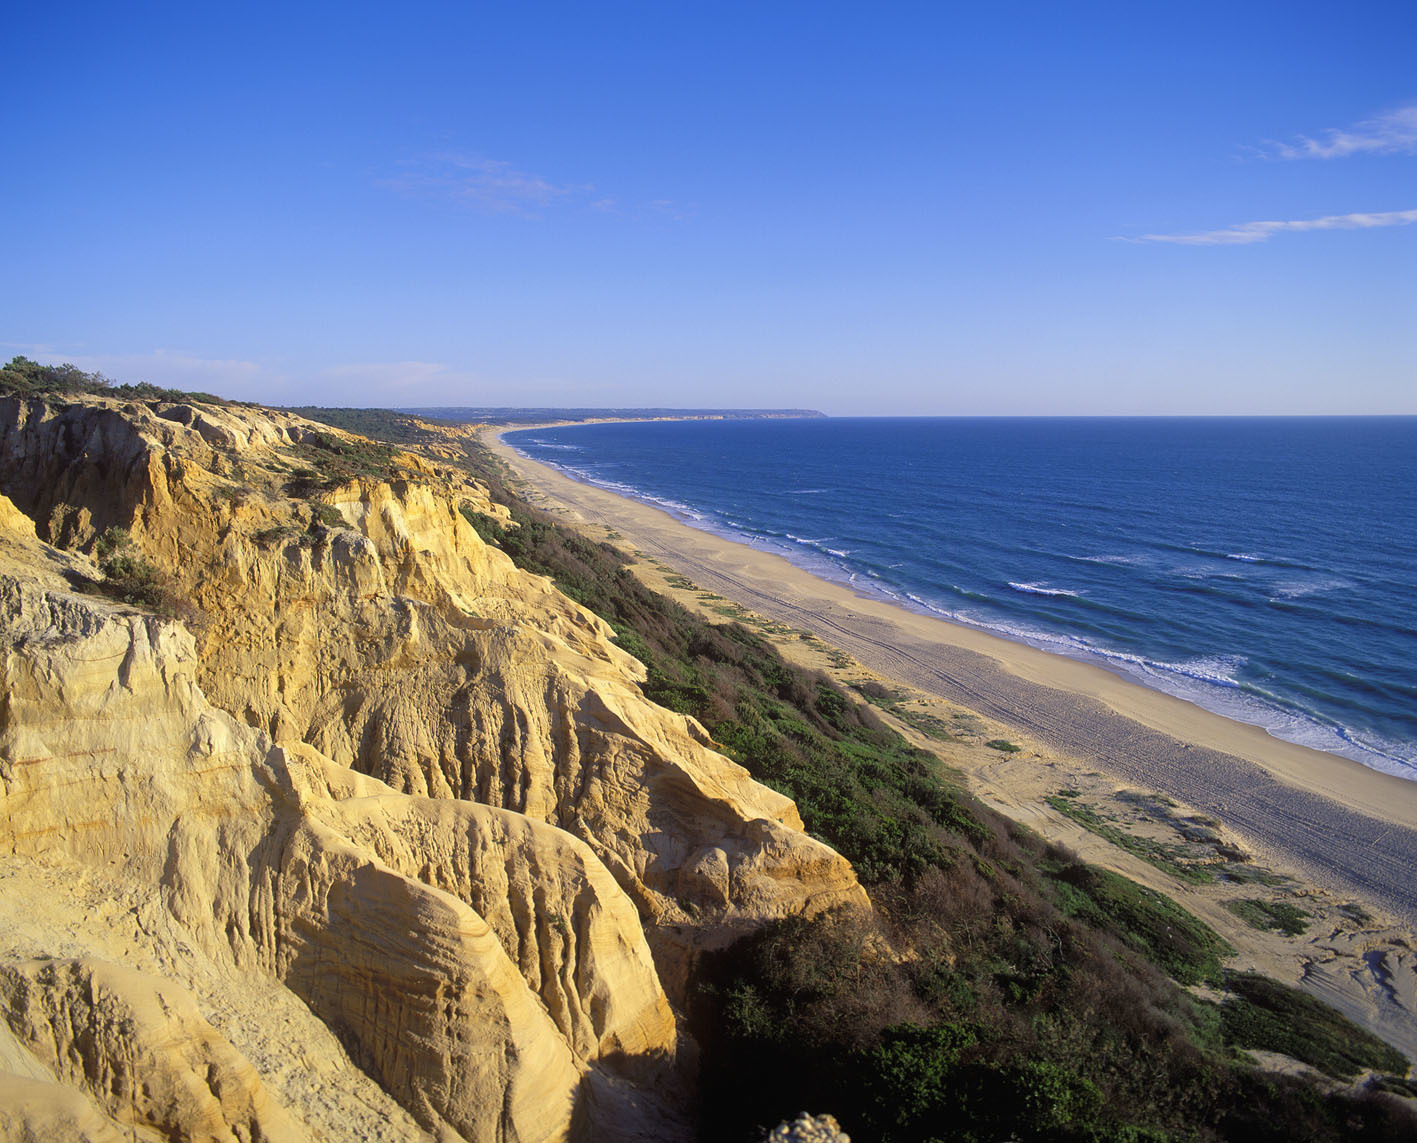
xmin=310 ymin=503 xmax=343 ymax=529
xmin=1045 ymin=861 xmax=1231 ymax=985
xmin=1219 ymin=972 xmax=1408 ymax=1079
xmin=252 ymin=525 xmax=293 ymax=546
xmin=0 ymin=356 xmax=234 ymax=405
xmin=94 ymin=526 xmax=128 ymax=559
xmin=855 ymin=1022 xmax=978 ymax=1134
xmin=458 ymin=506 xmax=505 ymax=546
xmin=86 ymin=528 xmax=200 ymax=624
xmin=1226 ymin=898 xmax=1311 ymax=937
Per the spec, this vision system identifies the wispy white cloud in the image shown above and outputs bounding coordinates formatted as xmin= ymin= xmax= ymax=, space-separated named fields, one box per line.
xmin=1261 ymin=102 xmax=1417 ymax=159
xmin=14 ymin=346 xmax=269 ymax=390
xmin=1124 ymin=208 xmax=1417 ymax=246
xmin=381 ymin=151 xmax=690 ymax=222
xmin=382 ymin=152 xmax=593 ymax=216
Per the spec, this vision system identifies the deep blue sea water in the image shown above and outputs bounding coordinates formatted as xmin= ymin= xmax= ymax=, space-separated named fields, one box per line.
xmin=505 ymin=417 xmax=1417 ymax=781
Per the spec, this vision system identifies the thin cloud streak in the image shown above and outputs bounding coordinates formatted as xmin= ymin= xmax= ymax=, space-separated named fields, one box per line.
xmin=381 ymin=151 xmax=689 ymax=221
xmin=1126 ymin=208 xmax=1417 ymax=246
xmin=382 ymin=152 xmax=591 ymax=215
xmin=1262 ymin=103 xmax=1417 ymax=159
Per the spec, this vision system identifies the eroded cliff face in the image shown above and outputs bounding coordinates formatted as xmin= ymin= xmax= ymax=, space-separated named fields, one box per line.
xmin=0 ymin=394 xmax=866 ymax=1141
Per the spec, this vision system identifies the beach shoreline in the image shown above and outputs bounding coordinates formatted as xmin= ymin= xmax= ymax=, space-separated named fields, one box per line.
xmin=488 ymin=426 xmax=1417 ymax=930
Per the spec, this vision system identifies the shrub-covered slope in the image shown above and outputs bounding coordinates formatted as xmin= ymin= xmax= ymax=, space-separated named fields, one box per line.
xmin=373 ymin=410 xmax=1417 ymax=1143
xmin=1 ymin=364 xmax=1408 ymax=1141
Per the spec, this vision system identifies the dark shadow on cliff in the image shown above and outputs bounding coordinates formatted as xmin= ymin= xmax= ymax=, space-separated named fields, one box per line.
xmin=573 ymin=1047 xmax=699 ymax=1143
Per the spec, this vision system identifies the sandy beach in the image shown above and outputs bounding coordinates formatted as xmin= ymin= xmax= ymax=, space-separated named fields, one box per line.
xmin=489 ymin=427 xmax=1417 ymax=931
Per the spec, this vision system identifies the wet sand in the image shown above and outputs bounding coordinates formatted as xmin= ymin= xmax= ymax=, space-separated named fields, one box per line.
xmin=489 ymin=429 xmax=1417 ymax=927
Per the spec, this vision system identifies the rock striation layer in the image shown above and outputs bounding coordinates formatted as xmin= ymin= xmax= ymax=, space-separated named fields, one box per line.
xmin=0 ymin=394 xmax=866 ymax=1141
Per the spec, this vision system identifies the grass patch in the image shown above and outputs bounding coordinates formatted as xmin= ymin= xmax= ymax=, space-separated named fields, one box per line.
xmin=1116 ymin=789 xmax=1179 ymax=812
xmin=849 ymin=683 xmax=965 ymax=742
xmin=984 ymin=738 xmax=1022 ymax=752
xmin=890 ymin=707 xmax=958 ymax=742
xmin=1046 ymin=794 xmax=1216 ymax=884
xmin=851 ymin=680 xmax=908 ymax=705
xmin=1371 ymin=1076 xmax=1417 ymax=1099
xmin=1226 ymin=898 xmax=1311 ymax=937
xmin=1045 ymin=861 xmax=1231 ymax=985
xmin=1220 ymin=972 xmax=1408 ymax=1079
xmin=1217 ymin=863 xmax=1290 ymax=887
xmin=1339 ymin=902 xmax=1376 ymax=926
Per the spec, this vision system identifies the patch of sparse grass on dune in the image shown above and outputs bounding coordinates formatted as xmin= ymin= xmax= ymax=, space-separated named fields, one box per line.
xmin=1042 ymin=860 xmax=1232 ymax=986
xmin=1226 ymin=897 xmax=1311 ymax=937
xmin=1047 ymin=792 xmax=1219 ymax=885
xmin=1218 ymin=971 xmax=1409 ymax=1079
xmin=849 ymin=680 xmax=979 ymax=742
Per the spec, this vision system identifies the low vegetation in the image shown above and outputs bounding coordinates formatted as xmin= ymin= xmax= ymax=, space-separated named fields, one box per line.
xmin=1047 ymin=791 xmax=1220 ymax=885
xmin=1226 ymin=897 xmax=1312 ymax=937
xmin=0 ymin=355 xmax=236 ymax=405
xmin=83 ymin=527 xmax=201 ymax=624
xmin=1219 ymin=972 xmax=1408 ymax=1079
xmin=16 ymin=360 xmax=1413 ymax=1138
xmin=284 ymin=431 xmax=401 ymax=493
xmin=428 ymin=433 xmax=1416 ymax=1142
xmin=282 ymin=406 xmax=451 ymax=446
xmin=849 ymin=680 xmax=959 ymax=741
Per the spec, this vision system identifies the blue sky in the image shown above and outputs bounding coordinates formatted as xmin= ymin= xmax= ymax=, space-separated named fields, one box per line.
xmin=4 ymin=2 xmax=1414 ymax=414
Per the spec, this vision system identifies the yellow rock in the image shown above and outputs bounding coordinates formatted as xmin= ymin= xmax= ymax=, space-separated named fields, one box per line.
xmin=0 ymin=393 xmax=868 ymax=1139
xmin=0 ymin=958 xmax=305 ymax=1142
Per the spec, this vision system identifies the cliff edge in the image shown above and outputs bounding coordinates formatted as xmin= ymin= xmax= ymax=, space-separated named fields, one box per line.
xmin=0 ymin=394 xmax=866 ymax=1141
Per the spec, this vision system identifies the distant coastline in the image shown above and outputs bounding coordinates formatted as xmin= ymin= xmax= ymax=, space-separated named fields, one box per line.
xmin=490 ymin=421 xmax=1417 ymax=928
xmin=503 ymin=415 xmax=1417 ymax=783
xmin=399 ymin=405 xmax=826 ymax=427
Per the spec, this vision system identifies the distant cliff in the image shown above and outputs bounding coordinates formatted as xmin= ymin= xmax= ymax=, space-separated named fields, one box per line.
xmin=0 ymin=393 xmax=863 ymax=1141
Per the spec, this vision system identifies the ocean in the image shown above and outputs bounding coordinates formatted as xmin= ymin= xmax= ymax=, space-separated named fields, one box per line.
xmin=504 ymin=417 xmax=1417 ymax=781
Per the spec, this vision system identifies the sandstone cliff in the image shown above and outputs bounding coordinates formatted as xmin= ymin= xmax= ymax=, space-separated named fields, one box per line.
xmin=0 ymin=394 xmax=866 ymax=1141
